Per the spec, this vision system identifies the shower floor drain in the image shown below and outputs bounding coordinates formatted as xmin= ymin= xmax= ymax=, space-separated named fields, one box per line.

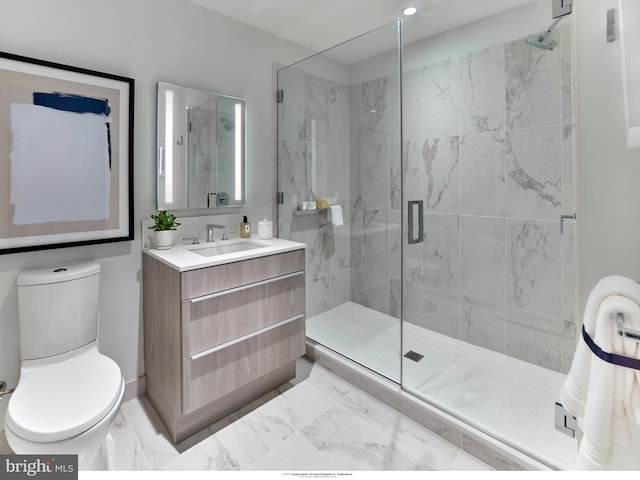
xmin=404 ymin=350 xmax=424 ymax=362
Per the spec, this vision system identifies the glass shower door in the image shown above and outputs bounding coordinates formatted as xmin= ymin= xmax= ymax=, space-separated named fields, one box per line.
xmin=400 ymin=0 xmax=577 ymax=470
xmin=276 ymin=21 xmax=403 ymax=382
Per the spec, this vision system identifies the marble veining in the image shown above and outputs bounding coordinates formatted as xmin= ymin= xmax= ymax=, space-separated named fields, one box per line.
xmin=420 ymin=58 xmax=460 ymax=139
xmin=506 ymin=125 xmax=562 ymax=221
xmin=459 ymin=131 xmax=506 ymax=217
xmin=216 ymin=407 xmax=295 ymax=468
xmin=508 ymin=161 xmax=560 ymax=207
xmin=460 ymin=45 xmax=506 ymax=135
xmin=507 ymin=220 xmax=561 ymax=317
xmin=505 ymin=37 xmax=562 ymax=129
xmin=422 ymin=136 xmax=459 ymax=213
xmin=300 ymin=403 xmax=431 ymax=471
xmin=361 ymin=77 xmax=392 ymax=146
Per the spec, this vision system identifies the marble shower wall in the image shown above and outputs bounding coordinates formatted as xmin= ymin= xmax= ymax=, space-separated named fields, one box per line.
xmin=349 ymin=75 xmax=402 ymax=319
xmin=277 ymin=24 xmax=575 ymax=375
xmin=277 ymin=66 xmax=352 ymax=318
xmin=401 ymin=25 xmax=576 ymax=373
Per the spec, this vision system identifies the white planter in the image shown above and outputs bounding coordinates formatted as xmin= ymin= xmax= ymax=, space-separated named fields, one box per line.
xmin=153 ymin=230 xmax=175 ymax=250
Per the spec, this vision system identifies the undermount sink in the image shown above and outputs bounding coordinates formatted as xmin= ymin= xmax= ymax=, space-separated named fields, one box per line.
xmin=189 ymin=239 xmax=269 ymax=257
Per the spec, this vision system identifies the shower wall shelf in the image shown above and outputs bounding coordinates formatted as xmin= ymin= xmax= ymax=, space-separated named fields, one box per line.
xmin=292 ymin=206 xmax=343 ymax=217
xmin=293 ymin=208 xmax=328 ymax=217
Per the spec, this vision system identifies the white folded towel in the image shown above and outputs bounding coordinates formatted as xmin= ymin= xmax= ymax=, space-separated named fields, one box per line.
xmin=559 ymin=275 xmax=640 ymax=470
xmin=329 ymin=204 xmax=343 ymax=226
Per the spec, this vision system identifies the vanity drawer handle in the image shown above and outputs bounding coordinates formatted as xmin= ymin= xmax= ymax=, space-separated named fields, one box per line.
xmin=189 ymin=314 xmax=305 ymax=360
xmin=187 ymin=271 xmax=304 ymax=304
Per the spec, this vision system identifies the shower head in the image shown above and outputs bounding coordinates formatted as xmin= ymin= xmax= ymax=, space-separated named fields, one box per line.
xmin=220 ymin=117 xmax=234 ymax=131
xmin=526 ymin=17 xmax=562 ymax=51
xmin=526 ymin=32 xmax=557 ymax=50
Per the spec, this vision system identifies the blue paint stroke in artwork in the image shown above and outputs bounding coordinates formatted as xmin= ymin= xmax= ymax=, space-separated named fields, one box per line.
xmin=33 ymin=92 xmax=110 ymax=115
xmin=33 ymin=92 xmax=112 ymax=169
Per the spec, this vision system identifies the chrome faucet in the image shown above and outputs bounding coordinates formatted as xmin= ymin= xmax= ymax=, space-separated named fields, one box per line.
xmin=182 ymin=237 xmax=199 ymax=245
xmin=206 ymin=224 xmax=226 ymax=242
xmin=221 ymin=232 xmax=235 ymax=241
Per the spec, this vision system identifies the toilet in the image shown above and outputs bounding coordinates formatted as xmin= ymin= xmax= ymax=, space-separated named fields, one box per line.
xmin=3 ymin=262 xmax=124 ymax=470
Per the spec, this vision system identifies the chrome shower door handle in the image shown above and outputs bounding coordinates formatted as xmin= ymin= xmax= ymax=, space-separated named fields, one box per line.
xmin=408 ymin=200 xmax=424 ymax=244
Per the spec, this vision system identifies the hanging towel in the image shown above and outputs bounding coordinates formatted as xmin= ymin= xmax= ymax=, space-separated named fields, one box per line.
xmin=329 ymin=205 xmax=343 ymax=226
xmin=559 ymin=275 xmax=640 ymax=470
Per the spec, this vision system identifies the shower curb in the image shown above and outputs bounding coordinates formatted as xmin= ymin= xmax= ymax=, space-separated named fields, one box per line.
xmin=305 ymin=340 xmax=557 ymax=471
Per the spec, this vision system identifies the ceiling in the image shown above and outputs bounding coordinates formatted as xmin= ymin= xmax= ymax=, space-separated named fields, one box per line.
xmin=186 ymin=0 xmax=534 ymax=58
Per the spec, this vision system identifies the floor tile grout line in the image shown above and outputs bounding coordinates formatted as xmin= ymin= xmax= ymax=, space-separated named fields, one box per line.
xmin=296 ymin=434 xmax=344 ymax=472
xmin=299 ymin=400 xmax=434 ymax=471
xmin=335 ymin=386 xmax=462 ymax=470
xmin=236 ymin=377 xmax=346 ymax=470
xmin=112 ymin=416 xmax=153 ymax=471
xmin=118 ymin=405 xmax=161 ymax=470
xmin=448 ymin=449 xmax=465 ymax=471
xmin=334 ymin=397 xmax=434 ymax=469
xmin=244 ymin=432 xmax=343 ymax=472
xmin=267 ymin=372 xmax=345 ymax=431
xmin=214 ymin=424 xmax=267 ymax=470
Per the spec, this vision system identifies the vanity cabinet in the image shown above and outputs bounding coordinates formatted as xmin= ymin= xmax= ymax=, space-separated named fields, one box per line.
xmin=143 ymin=248 xmax=305 ymax=443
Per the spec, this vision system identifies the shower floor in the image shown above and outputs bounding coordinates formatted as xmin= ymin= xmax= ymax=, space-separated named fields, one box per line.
xmin=307 ymin=301 xmax=577 ymax=470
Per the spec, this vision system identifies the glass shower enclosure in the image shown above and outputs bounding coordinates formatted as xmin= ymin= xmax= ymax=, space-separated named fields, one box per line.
xmin=276 ymin=0 xmax=577 ymax=470
xmin=277 ymin=21 xmax=402 ymax=383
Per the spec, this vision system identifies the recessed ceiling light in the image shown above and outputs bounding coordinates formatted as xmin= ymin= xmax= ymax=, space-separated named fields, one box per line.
xmin=403 ymin=6 xmax=418 ymax=16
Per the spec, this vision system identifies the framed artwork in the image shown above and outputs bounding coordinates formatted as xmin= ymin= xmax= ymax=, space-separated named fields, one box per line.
xmin=0 ymin=51 xmax=134 ymax=254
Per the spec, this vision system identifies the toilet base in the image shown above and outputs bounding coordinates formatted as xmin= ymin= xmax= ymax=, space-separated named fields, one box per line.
xmin=81 ymin=433 xmax=115 ymax=470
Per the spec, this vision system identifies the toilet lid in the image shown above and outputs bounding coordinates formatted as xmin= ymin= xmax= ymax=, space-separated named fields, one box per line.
xmin=6 ymin=353 xmax=123 ymax=443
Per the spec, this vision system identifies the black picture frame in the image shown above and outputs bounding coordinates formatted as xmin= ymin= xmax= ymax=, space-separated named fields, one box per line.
xmin=0 ymin=51 xmax=134 ymax=254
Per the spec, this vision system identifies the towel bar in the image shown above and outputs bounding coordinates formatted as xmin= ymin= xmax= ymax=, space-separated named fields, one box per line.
xmin=583 ymin=325 xmax=640 ymax=370
xmin=616 ymin=312 xmax=640 ymax=342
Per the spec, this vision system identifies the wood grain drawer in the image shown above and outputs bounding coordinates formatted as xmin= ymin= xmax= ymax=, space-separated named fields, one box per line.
xmin=182 ymin=315 xmax=305 ymax=414
xmin=181 ymin=272 xmax=305 ymax=358
xmin=180 ymin=249 xmax=304 ymax=300
xmin=262 ymin=316 xmax=306 ymax=373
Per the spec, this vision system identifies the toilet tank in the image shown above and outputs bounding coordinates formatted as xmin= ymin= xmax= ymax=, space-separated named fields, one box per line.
xmin=17 ymin=262 xmax=101 ymax=360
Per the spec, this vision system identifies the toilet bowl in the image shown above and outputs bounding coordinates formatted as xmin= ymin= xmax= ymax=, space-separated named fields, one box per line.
xmin=3 ymin=262 xmax=124 ymax=470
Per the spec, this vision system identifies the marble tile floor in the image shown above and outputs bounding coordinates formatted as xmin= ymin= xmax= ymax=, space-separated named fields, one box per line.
xmin=0 ymin=357 xmax=493 ymax=474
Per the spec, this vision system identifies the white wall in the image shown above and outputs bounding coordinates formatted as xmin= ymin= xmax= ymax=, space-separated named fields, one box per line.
xmin=576 ymin=0 xmax=640 ymax=316
xmin=0 ymin=0 xmax=312 ymax=400
xmin=350 ymin=1 xmax=553 ymax=85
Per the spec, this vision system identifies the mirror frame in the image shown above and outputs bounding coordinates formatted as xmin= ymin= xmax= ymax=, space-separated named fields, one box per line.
xmin=156 ymin=81 xmax=246 ymax=210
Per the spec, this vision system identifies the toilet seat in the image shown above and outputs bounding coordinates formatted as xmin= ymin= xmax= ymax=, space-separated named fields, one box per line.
xmin=5 ymin=352 xmax=123 ymax=443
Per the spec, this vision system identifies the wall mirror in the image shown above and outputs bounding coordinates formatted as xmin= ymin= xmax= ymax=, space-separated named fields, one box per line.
xmin=156 ymin=82 xmax=246 ymax=210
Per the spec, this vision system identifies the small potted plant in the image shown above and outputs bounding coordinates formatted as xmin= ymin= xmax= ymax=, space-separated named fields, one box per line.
xmin=148 ymin=210 xmax=181 ymax=250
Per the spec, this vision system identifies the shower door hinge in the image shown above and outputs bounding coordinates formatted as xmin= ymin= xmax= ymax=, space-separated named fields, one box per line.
xmin=552 ymin=0 xmax=573 ymax=18
xmin=276 ymin=89 xmax=284 ymax=104
xmin=554 ymin=402 xmax=577 ymax=438
xmin=277 ymin=191 xmax=284 ymax=205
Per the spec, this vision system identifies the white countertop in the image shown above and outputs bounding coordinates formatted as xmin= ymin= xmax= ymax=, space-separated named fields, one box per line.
xmin=143 ymin=236 xmax=306 ymax=272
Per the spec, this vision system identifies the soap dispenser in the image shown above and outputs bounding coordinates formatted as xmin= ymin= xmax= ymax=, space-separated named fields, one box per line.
xmin=240 ymin=216 xmax=251 ymax=238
